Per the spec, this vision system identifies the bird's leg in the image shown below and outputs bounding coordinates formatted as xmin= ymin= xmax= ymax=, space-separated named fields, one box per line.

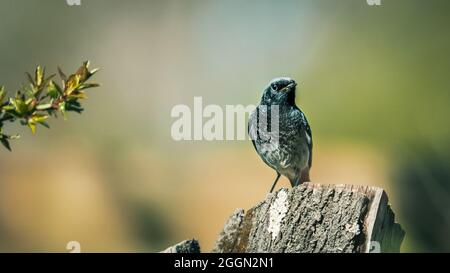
xmin=269 ymin=172 xmax=281 ymax=193
xmin=294 ymin=177 xmax=301 ymax=187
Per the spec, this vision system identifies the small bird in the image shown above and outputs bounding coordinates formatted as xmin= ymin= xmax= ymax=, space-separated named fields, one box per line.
xmin=248 ymin=77 xmax=312 ymax=193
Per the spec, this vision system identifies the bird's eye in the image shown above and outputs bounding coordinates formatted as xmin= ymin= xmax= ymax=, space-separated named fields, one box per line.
xmin=271 ymin=83 xmax=279 ymax=91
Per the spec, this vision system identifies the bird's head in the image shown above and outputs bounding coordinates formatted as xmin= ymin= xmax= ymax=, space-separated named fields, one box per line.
xmin=261 ymin=77 xmax=297 ymax=106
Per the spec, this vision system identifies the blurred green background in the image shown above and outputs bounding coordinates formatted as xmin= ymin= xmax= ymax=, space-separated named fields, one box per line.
xmin=0 ymin=0 xmax=449 ymax=252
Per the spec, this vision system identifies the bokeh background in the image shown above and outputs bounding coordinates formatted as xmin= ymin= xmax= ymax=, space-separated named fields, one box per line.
xmin=0 ymin=0 xmax=449 ymax=252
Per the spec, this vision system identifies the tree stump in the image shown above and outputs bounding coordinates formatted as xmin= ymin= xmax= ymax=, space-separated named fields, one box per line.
xmin=160 ymin=239 xmax=201 ymax=253
xmin=212 ymin=183 xmax=405 ymax=253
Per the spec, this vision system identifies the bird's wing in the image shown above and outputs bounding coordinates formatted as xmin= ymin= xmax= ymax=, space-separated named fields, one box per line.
xmin=248 ymin=109 xmax=258 ymax=151
xmin=294 ymin=108 xmax=313 ymax=169
xmin=302 ymin=113 xmax=313 ymax=168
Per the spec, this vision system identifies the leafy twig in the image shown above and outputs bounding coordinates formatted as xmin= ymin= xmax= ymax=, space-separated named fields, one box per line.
xmin=0 ymin=61 xmax=100 ymax=151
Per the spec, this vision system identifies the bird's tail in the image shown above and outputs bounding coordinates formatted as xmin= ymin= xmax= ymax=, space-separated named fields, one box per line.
xmin=290 ymin=168 xmax=311 ymax=187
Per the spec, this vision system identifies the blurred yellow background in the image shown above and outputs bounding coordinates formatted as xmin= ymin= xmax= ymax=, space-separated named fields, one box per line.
xmin=0 ymin=0 xmax=449 ymax=252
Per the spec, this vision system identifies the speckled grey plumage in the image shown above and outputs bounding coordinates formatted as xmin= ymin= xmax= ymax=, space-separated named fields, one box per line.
xmin=248 ymin=77 xmax=312 ymax=191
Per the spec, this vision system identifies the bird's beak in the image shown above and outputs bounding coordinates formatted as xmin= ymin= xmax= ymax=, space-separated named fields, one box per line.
xmin=280 ymin=82 xmax=297 ymax=92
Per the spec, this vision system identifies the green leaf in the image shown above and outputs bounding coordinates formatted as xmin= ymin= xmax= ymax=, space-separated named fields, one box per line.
xmin=39 ymin=121 xmax=50 ymax=129
xmin=35 ymin=65 xmax=44 ymax=87
xmin=68 ymin=91 xmax=87 ymax=100
xmin=47 ymin=80 xmax=62 ymax=99
xmin=43 ymin=74 xmax=56 ymax=86
xmin=59 ymin=101 xmax=67 ymax=120
xmin=31 ymin=114 xmax=49 ymax=124
xmin=0 ymin=133 xmax=19 ymax=151
xmin=27 ymin=114 xmax=50 ymax=131
xmin=25 ymin=72 xmax=34 ymax=85
xmin=90 ymin=68 xmax=100 ymax=75
xmin=9 ymin=134 xmax=20 ymax=140
xmin=26 ymin=99 xmax=36 ymax=113
xmin=77 ymin=83 xmax=100 ymax=91
xmin=28 ymin=121 xmax=37 ymax=134
xmin=65 ymin=100 xmax=84 ymax=114
xmin=2 ymin=105 xmax=15 ymax=111
xmin=64 ymin=74 xmax=81 ymax=95
xmin=57 ymin=67 xmax=67 ymax=81
xmin=36 ymin=103 xmax=52 ymax=110
xmin=0 ymin=86 xmax=5 ymax=103
xmin=0 ymin=137 xmax=11 ymax=151
xmin=75 ymin=61 xmax=100 ymax=82
xmin=76 ymin=61 xmax=90 ymax=82
xmin=27 ymin=114 xmax=48 ymax=134
xmin=10 ymin=98 xmax=28 ymax=116
xmin=34 ymin=74 xmax=55 ymax=98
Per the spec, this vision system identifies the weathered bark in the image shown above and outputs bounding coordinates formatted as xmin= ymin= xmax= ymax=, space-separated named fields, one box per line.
xmin=212 ymin=183 xmax=405 ymax=253
xmin=160 ymin=239 xmax=201 ymax=253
